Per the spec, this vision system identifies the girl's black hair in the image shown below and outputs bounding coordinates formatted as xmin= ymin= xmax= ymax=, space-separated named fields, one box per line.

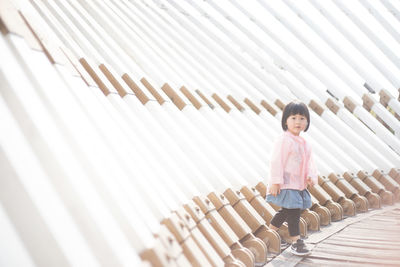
xmin=281 ymin=101 xmax=310 ymax=132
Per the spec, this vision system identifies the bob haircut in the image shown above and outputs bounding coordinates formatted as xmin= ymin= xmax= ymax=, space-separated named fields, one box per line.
xmin=281 ymin=101 xmax=310 ymax=132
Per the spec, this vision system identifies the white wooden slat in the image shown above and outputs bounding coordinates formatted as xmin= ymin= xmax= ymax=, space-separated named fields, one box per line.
xmin=203 ymin=0 xmax=351 ymax=100
xmin=2 ymin=0 xmax=400 ymax=265
xmin=195 ymin=93 xmax=271 ymax=172
xmin=115 ymin=2 xmax=274 ymax=179
xmin=359 ymin=0 xmax=400 ymax=57
xmin=81 ymin=0 xmax=178 ymax=87
xmin=48 ymin=0 xmax=231 ymax=201
xmin=107 ymin=94 xmax=199 ymax=200
xmin=334 ymin=0 xmax=400 ymax=71
xmin=77 ymin=85 xmax=178 ymax=218
xmin=72 ymin=0 xmax=244 ymax=196
xmin=352 ymin=104 xmax=400 ymax=152
xmin=0 ymin=202 xmax=36 ymax=267
xmin=145 ymin=100 xmax=231 ymax=192
xmin=310 ymin=0 xmax=400 ymax=89
xmin=381 ymin=0 xmax=400 ymax=23
xmin=141 ymin=0 xmax=278 ymax=151
xmin=161 ymin=100 xmax=248 ymax=189
xmin=283 ymin=0 xmax=400 ymax=120
xmin=0 ymin=34 xmax=139 ymax=267
xmin=120 ymin=93 xmax=216 ymax=196
xmin=263 ymin=0 xmax=400 ymax=137
xmin=250 ymin=0 xmax=400 ymax=137
xmin=39 ymin=0 xmax=187 ymax=216
xmin=238 ymin=0 xmax=369 ymax=99
xmin=90 ymin=0 xmax=268 ymax=193
xmin=104 ymin=2 xmax=270 ymax=165
xmin=264 ymin=62 xmax=400 ymax=167
xmin=174 ymin=0 xmax=390 ymax=176
xmin=286 ymin=0 xmax=399 ymax=94
xmin=151 ymin=0 xmax=396 ymax=178
xmin=175 ymin=0 xmax=293 ymax=104
xmin=131 ymin=0 xmax=276 ymax=162
xmin=7 ymin=31 xmax=164 ymax=243
xmin=53 ymin=66 xmax=167 ymax=237
xmin=211 ymin=0 xmax=400 ymax=153
xmin=0 ymin=86 xmax=99 ymax=267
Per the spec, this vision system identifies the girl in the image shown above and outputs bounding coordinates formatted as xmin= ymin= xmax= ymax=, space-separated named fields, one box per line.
xmin=266 ymin=101 xmax=318 ymax=256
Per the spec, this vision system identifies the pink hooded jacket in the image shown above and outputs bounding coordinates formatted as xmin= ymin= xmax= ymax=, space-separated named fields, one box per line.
xmin=268 ymin=131 xmax=318 ymax=192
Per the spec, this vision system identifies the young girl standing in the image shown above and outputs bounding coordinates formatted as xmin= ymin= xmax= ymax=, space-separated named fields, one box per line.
xmin=266 ymin=101 xmax=318 ymax=256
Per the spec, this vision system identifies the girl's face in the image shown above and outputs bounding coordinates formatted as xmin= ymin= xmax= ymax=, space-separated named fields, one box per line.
xmin=286 ymin=113 xmax=308 ymax=136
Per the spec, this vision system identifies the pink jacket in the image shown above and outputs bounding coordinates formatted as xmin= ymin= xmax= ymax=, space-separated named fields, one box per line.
xmin=268 ymin=131 xmax=318 ymax=192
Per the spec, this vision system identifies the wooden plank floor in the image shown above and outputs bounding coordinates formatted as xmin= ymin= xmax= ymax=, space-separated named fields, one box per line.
xmin=268 ymin=203 xmax=400 ymax=267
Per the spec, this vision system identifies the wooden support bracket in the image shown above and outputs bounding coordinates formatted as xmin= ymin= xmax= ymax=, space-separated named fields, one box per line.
xmin=195 ymin=90 xmax=215 ymax=109
xmin=308 ymin=183 xmax=333 ymax=205
xmin=223 ymin=188 xmax=265 ymax=232
xmin=362 ymin=93 xmax=375 ymax=112
xmin=184 ymin=201 xmax=238 ymax=265
xmin=398 ymin=88 xmax=400 ymax=101
xmin=309 ymin=100 xmax=325 ymax=116
xmin=212 ymin=93 xmax=231 ymax=113
xmin=180 ymin=86 xmax=202 ymax=110
xmin=139 ymin=238 xmax=178 ymax=267
xmin=274 ymin=99 xmax=285 ymax=111
xmin=99 ymin=64 xmax=129 ymax=97
xmin=318 ymin=176 xmax=346 ymax=202
xmin=207 ymin=192 xmax=251 ymax=239
xmin=308 ymin=184 xmax=343 ymax=221
xmin=175 ymin=208 xmax=224 ymax=267
xmin=207 ymin=192 xmax=267 ymax=265
xmin=161 ymin=83 xmax=187 ymax=110
xmin=325 ymin=98 xmax=340 ymax=114
xmin=379 ymin=89 xmax=392 ymax=107
xmin=243 ymin=98 xmax=261 ymax=115
xmin=328 ymin=173 xmax=368 ymax=213
xmin=120 ymin=74 xmax=149 ymax=103
xmin=140 ymin=77 xmax=165 ymax=105
xmin=193 ymin=196 xmax=238 ymax=246
xmin=192 ymin=196 xmax=255 ymax=266
xmin=372 ymin=169 xmax=400 ymax=202
xmin=310 ymin=196 xmax=331 ymax=226
xmin=337 ymin=198 xmax=356 ymax=217
xmin=343 ymin=172 xmax=381 ymax=209
xmin=238 ymin=234 xmax=267 ymax=266
xmin=324 ymin=201 xmax=344 ymax=221
xmin=343 ymin=97 xmax=357 ymax=113
xmin=301 ymin=209 xmax=320 ymax=231
xmin=162 ymin=213 xmax=210 ymax=266
xmin=154 ymin=225 xmax=184 ymax=261
xmin=260 ymin=100 xmax=278 ymax=116
xmin=227 ymin=95 xmax=245 ymax=112
xmin=388 ymin=168 xmax=400 ymax=184
xmin=357 ymin=171 xmax=394 ymax=205
xmin=79 ymin=58 xmax=114 ymax=96
xmin=319 ymin=175 xmax=355 ymax=216
xmin=240 ymin=185 xmax=282 ymax=254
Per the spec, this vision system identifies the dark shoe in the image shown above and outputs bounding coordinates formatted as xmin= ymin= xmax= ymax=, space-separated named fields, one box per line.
xmin=290 ymin=239 xmax=311 ymax=256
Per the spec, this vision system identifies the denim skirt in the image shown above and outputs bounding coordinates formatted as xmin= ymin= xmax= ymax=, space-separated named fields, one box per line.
xmin=266 ymin=189 xmax=312 ymax=210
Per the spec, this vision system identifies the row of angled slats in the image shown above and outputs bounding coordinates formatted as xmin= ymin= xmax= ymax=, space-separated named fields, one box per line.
xmin=1 ymin=0 xmax=400 ymax=266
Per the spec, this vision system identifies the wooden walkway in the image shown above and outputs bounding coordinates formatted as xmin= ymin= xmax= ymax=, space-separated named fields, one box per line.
xmin=268 ymin=203 xmax=400 ymax=267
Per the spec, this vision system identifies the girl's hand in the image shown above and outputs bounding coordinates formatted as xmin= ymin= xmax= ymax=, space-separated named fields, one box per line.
xmin=269 ymin=184 xmax=280 ymax=196
xmin=307 ymin=177 xmax=315 ymax=187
